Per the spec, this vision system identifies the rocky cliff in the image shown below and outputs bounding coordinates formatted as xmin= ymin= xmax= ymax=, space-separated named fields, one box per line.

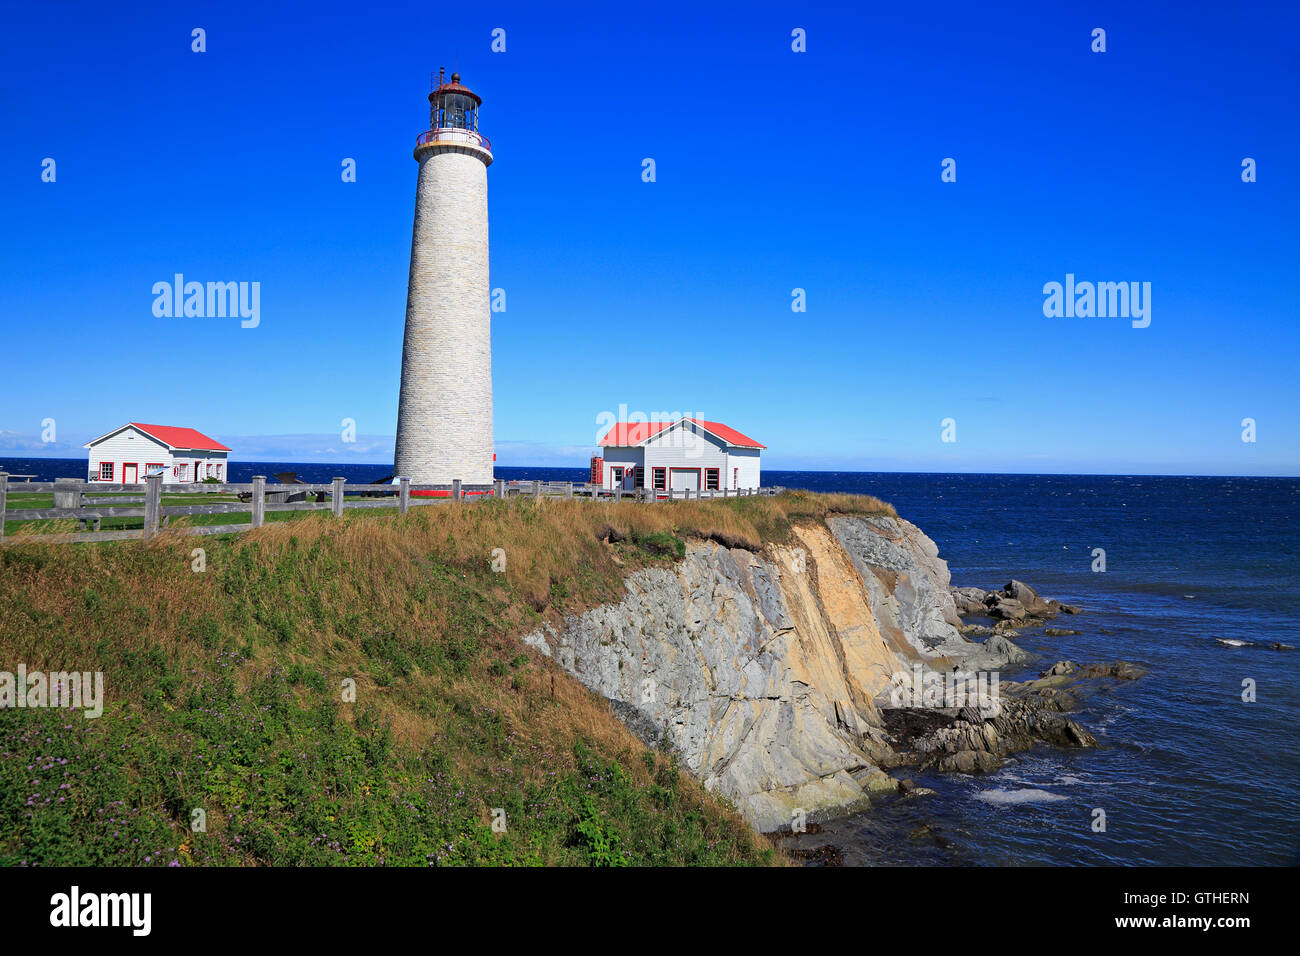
xmin=521 ymin=514 xmax=1036 ymax=831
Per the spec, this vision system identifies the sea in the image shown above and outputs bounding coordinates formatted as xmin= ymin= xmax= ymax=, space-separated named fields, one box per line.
xmin=4 ymin=458 xmax=1297 ymax=866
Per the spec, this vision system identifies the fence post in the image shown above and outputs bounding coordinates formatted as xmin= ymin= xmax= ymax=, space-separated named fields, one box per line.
xmin=332 ymin=478 xmax=346 ymax=517
xmin=53 ymin=477 xmax=80 ymax=511
xmin=494 ymin=478 xmax=504 ymax=498
xmin=565 ymin=482 xmax=573 ymax=499
xmin=142 ymin=474 xmax=163 ymax=540
xmin=251 ymin=476 xmax=266 ymax=528
xmin=452 ymin=478 xmax=462 ymax=501
xmin=399 ymin=477 xmax=410 ymax=515
xmin=0 ymin=472 xmax=7 ymax=544
xmin=532 ymin=480 xmax=541 ymax=499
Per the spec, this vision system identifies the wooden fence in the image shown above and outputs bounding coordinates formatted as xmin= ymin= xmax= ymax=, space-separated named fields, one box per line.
xmin=0 ymin=473 xmax=778 ymax=545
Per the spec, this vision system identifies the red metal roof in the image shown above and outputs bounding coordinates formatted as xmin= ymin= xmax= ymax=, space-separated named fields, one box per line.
xmin=597 ymin=421 xmax=674 ymax=447
xmin=430 ymin=72 xmax=481 ymax=104
xmin=432 ymin=81 xmax=480 ymax=101
xmin=597 ymin=418 xmax=764 ymax=450
xmin=129 ymin=423 xmax=231 ymax=451
xmin=690 ymin=419 xmax=766 ymax=449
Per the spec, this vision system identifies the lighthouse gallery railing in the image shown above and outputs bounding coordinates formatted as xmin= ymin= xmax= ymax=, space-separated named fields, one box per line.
xmin=415 ymin=128 xmax=492 ymax=152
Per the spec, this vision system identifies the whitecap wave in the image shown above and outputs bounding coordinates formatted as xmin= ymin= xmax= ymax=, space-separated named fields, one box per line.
xmin=975 ymin=787 xmax=1068 ymax=805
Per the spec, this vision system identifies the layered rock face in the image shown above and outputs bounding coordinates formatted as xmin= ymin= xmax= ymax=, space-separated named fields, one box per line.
xmin=521 ymin=516 xmax=1028 ymax=831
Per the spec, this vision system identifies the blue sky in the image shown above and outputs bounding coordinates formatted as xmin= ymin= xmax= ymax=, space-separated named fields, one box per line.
xmin=2 ymin=0 xmax=1296 ymax=475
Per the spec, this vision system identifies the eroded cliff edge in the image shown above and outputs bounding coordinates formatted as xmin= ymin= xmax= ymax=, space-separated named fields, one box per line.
xmin=521 ymin=514 xmax=1036 ymax=831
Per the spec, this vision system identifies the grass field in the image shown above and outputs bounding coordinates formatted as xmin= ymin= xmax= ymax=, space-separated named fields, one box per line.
xmin=1 ymin=490 xmax=384 ymax=536
xmin=0 ymin=491 xmax=893 ymax=866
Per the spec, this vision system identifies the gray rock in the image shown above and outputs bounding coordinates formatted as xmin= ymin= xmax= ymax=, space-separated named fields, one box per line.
xmin=1004 ymin=579 xmax=1052 ymax=614
xmin=982 ymin=633 xmax=1032 ymax=666
xmin=519 ymin=540 xmax=885 ymax=831
xmin=987 ymin=597 xmax=1028 ymax=621
xmin=950 ymin=586 xmax=991 ymax=615
xmin=827 ymin=516 xmax=975 ymax=662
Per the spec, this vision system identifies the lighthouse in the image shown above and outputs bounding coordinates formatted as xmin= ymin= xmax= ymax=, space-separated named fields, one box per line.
xmin=394 ymin=71 xmax=495 ymax=485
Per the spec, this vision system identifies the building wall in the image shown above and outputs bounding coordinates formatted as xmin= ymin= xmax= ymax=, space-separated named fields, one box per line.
xmin=187 ymin=452 xmax=229 ymax=482
xmin=597 ymin=449 xmax=644 ymax=489
xmin=87 ymin=428 xmax=170 ymax=483
xmin=726 ymin=447 xmax=762 ymax=490
xmin=394 ymin=144 xmax=494 ymax=485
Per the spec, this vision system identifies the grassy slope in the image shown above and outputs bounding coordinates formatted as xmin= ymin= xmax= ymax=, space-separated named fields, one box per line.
xmin=0 ymin=491 xmax=893 ymax=866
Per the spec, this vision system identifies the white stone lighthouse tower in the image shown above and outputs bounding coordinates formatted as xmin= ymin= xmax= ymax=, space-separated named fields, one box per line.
xmin=394 ymin=71 xmax=494 ymax=485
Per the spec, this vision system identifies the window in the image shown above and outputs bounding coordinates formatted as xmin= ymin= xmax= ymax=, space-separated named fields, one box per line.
xmin=177 ymin=463 xmax=189 ymax=481
xmin=733 ymin=467 xmax=739 ymax=489
xmin=610 ymin=467 xmax=624 ymax=487
xmin=705 ymin=468 xmax=720 ymax=491
xmin=652 ymin=467 xmax=666 ymax=491
xmin=99 ymin=461 xmax=114 ymax=481
xmin=146 ymin=463 xmax=165 ymax=477
xmin=634 ymin=466 xmax=645 ymax=488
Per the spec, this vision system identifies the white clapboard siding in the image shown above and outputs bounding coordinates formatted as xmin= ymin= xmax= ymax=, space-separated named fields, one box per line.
xmin=726 ymin=447 xmax=761 ymax=490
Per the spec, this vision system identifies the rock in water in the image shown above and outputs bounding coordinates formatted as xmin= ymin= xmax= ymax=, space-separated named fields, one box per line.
xmin=1004 ymin=579 xmax=1052 ymax=615
xmin=951 ymin=586 xmax=991 ymax=615
xmin=986 ymin=595 xmax=1029 ymax=621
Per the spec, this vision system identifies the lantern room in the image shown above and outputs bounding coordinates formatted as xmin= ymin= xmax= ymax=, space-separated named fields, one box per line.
xmin=429 ymin=70 xmax=481 ymax=132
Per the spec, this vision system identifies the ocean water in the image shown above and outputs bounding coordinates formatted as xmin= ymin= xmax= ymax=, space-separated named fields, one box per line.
xmin=780 ymin=471 xmax=1300 ymax=866
xmin=5 ymin=459 xmax=1297 ymax=865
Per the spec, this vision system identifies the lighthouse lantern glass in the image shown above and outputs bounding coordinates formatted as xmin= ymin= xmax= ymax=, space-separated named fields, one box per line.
xmin=435 ymin=93 xmax=478 ymax=131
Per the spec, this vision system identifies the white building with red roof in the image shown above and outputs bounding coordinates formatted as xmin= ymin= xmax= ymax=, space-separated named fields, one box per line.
xmin=595 ymin=418 xmax=764 ymax=494
xmin=84 ymin=423 xmax=231 ymax=484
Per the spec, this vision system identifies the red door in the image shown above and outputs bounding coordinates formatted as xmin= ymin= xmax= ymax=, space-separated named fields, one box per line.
xmin=123 ymin=463 xmax=138 ymax=484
